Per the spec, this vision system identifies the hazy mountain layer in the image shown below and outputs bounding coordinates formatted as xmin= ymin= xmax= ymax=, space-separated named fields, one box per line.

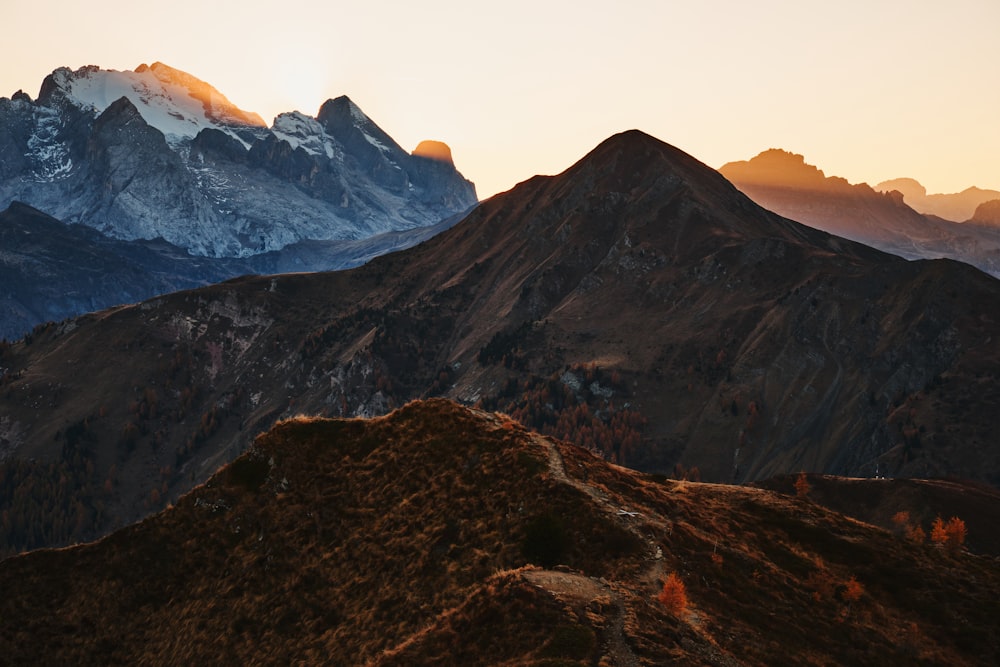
xmin=0 ymin=201 xmax=470 ymax=341
xmin=720 ymin=149 xmax=1000 ymax=276
xmin=875 ymin=177 xmax=1000 ymax=222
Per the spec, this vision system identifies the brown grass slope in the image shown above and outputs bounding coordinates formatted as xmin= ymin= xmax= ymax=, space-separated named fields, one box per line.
xmin=754 ymin=473 xmax=1000 ymax=557
xmin=3 ymin=130 xmax=1000 ymax=555
xmin=0 ymin=399 xmax=997 ymax=666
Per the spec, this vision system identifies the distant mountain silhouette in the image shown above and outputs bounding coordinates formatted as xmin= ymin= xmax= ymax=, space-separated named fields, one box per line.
xmin=971 ymin=199 xmax=1000 ymax=226
xmin=875 ymin=177 xmax=1000 ymax=222
xmin=721 ymin=149 xmax=1000 ymax=276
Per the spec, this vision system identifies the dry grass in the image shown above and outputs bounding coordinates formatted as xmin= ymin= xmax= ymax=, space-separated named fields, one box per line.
xmin=0 ymin=399 xmax=998 ymax=665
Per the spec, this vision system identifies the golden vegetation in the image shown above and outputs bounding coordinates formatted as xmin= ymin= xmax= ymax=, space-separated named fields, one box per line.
xmin=0 ymin=400 xmax=998 ymax=665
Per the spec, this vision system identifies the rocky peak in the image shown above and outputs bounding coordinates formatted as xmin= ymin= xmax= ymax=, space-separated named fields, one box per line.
xmin=412 ymin=140 xmax=454 ymax=165
xmin=719 ymin=148 xmax=833 ymax=190
xmin=972 ymin=199 xmax=1000 ymax=226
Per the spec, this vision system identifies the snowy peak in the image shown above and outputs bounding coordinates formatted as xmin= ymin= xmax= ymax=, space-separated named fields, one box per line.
xmin=142 ymin=62 xmax=266 ymax=128
xmin=270 ymin=111 xmax=338 ymax=159
xmin=1 ymin=64 xmax=477 ymax=259
xmin=37 ymin=63 xmax=265 ymax=146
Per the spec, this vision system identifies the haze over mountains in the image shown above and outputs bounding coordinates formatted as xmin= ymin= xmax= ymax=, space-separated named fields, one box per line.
xmin=720 ymin=149 xmax=1000 ymax=277
xmin=3 ymin=130 xmax=1000 ymax=558
xmin=874 ymin=177 xmax=1000 ymax=222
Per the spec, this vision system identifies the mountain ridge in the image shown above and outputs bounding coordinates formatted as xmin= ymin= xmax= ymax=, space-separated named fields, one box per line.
xmin=1 ymin=398 xmax=997 ymax=665
xmin=0 ymin=62 xmax=477 ymax=257
xmin=3 ymin=129 xmax=1000 ymax=555
xmin=875 ymin=176 xmax=1000 ymax=222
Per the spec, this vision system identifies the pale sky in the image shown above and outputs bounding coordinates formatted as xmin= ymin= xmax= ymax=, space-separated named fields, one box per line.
xmin=4 ymin=0 xmax=998 ymax=199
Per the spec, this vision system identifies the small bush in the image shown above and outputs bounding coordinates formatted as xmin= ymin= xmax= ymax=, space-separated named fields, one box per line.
xmin=793 ymin=472 xmax=810 ymax=499
xmin=657 ymin=572 xmax=688 ymax=617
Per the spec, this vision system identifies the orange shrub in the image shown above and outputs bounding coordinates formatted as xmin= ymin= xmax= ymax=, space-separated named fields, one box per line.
xmin=794 ymin=472 xmax=810 ymax=499
xmin=657 ymin=572 xmax=688 ymax=617
xmin=841 ymin=576 xmax=864 ymax=603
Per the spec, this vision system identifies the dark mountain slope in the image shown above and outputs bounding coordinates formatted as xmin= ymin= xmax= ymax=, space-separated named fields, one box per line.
xmin=754 ymin=473 xmax=1000 ymax=557
xmin=0 ymin=202 xmax=245 ymax=339
xmin=3 ymin=131 xmax=1000 ymax=555
xmin=0 ymin=201 xmax=471 ymax=340
xmin=1 ymin=400 xmax=997 ymax=665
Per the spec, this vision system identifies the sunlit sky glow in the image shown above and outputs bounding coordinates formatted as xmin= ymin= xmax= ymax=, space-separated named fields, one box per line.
xmin=4 ymin=0 xmax=998 ymax=199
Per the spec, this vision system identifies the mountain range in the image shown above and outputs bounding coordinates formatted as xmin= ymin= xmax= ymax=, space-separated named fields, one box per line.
xmin=0 ymin=62 xmax=476 ymax=257
xmin=3 ymin=130 xmax=1000 ymax=557
xmin=0 ymin=63 xmax=476 ymax=339
xmin=719 ymin=149 xmax=1000 ymax=277
xmin=0 ymin=200 xmax=467 ymax=341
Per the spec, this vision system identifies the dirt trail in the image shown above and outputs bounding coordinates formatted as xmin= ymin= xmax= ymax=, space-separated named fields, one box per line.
xmin=520 ymin=433 xmax=682 ymax=665
xmin=536 ymin=432 xmax=667 ymax=578
xmin=523 ymin=569 xmax=640 ymax=667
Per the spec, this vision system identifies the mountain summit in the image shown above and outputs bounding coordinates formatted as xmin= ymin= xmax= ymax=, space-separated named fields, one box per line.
xmin=0 ymin=63 xmax=476 ymax=257
xmin=3 ymin=130 xmax=1000 ymax=555
xmin=874 ymin=177 xmax=1000 ymax=222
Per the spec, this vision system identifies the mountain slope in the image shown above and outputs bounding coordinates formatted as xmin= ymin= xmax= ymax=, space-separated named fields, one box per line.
xmin=720 ymin=149 xmax=1000 ymax=276
xmin=0 ymin=399 xmax=996 ymax=665
xmin=0 ymin=63 xmax=476 ymax=257
xmin=0 ymin=201 xmax=471 ymax=341
xmin=4 ymin=130 xmax=1000 ymax=555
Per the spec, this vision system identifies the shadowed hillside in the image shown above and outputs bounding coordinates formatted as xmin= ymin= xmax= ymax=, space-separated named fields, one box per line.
xmin=4 ymin=131 xmax=1000 ymax=555
xmin=0 ymin=400 xmax=997 ymax=665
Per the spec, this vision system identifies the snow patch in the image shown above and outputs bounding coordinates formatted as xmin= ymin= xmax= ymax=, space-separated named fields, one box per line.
xmin=272 ymin=111 xmax=339 ymax=159
xmin=53 ymin=64 xmax=262 ymax=147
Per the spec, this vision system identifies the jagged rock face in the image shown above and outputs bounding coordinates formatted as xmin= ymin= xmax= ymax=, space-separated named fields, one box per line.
xmin=971 ymin=199 xmax=1000 ymax=226
xmin=0 ymin=64 xmax=477 ymax=257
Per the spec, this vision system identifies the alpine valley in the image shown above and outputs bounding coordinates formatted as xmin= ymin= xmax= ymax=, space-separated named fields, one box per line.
xmin=0 ymin=63 xmax=476 ymax=339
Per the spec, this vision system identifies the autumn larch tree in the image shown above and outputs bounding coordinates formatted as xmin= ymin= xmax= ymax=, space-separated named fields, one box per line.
xmin=657 ymin=572 xmax=688 ymax=617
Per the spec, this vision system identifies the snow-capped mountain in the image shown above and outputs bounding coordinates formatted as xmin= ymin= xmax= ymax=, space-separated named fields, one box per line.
xmin=0 ymin=63 xmax=476 ymax=257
